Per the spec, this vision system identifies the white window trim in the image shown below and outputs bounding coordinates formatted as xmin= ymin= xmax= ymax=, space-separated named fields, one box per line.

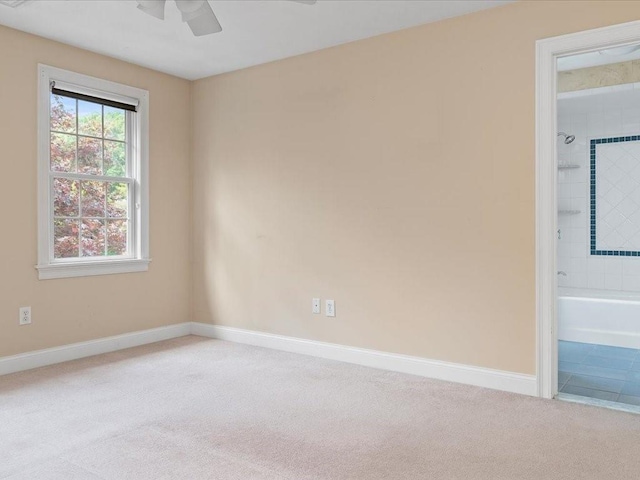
xmin=36 ymin=64 xmax=150 ymax=280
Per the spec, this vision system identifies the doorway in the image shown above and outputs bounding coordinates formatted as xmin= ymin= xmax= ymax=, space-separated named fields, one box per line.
xmin=536 ymin=20 xmax=640 ymax=408
xmin=556 ymin=47 xmax=640 ymax=407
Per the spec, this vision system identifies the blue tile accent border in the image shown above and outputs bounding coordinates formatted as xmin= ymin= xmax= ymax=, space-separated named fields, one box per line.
xmin=590 ymin=136 xmax=640 ymax=256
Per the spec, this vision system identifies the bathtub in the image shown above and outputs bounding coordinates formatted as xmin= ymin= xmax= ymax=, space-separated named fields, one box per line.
xmin=558 ymin=288 xmax=640 ymax=349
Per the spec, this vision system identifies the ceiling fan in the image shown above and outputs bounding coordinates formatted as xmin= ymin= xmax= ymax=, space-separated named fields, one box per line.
xmin=136 ymin=0 xmax=317 ymax=37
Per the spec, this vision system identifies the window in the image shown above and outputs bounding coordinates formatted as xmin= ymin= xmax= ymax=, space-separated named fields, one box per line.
xmin=37 ymin=65 xmax=149 ymax=279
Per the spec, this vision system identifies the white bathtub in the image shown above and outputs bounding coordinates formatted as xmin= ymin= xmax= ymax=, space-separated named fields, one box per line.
xmin=558 ymin=288 xmax=640 ymax=348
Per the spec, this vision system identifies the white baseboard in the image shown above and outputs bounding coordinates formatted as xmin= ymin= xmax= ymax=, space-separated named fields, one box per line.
xmin=191 ymin=323 xmax=537 ymax=397
xmin=0 ymin=323 xmax=191 ymax=376
xmin=1 ymin=321 xmax=537 ymax=397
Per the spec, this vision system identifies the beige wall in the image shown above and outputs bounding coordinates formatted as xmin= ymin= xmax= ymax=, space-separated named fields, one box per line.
xmin=0 ymin=26 xmax=191 ymax=357
xmin=191 ymin=1 xmax=640 ymax=375
xmin=4 ymin=1 xmax=640 ymax=375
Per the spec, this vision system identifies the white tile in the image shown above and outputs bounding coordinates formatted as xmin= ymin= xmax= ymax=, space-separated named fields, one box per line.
xmin=603 ymin=209 xmax=626 ymax=229
xmin=571 ymin=112 xmax=587 ymax=127
xmin=558 ymin=115 xmax=570 ymax=132
xmin=604 ymin=273 xmax=622 ymax=290
xmin=570 ymin=182 xmax=587 ymax=199
xmin=601 ymin=229 xmax=624 ymax=250
xmin=621 ymin=122 xmax=640 ymax=135
xmin=571 ymin=272 xmax=588 ymax=288
xmin=588 ymin=274 xmax=605 ymax=289
xmin=596 ymin=186 xmax=625 ymax=207
xmin=604 ymin=110 xmax=622 ymax=136
xmin=558 ymin=199 xmax=572 ymax=212
xmin=570 ymin=257 xmax=587 ymax=273
xmin=571 ymin=198 xmax=586 ymax=212
xmin=598 ymin=177 xmax=613 ymax=196
xmin=616 ymin=220 xmax=638 ymax=242
xmin=558 ymin=242 xmax=572 ymax=258
xmin=570 ymin=149 xmax=587 ymax=166
xmin=576 ymin=234 xmax=589 ymax=250
xmin=602 ymin=167 xmax=625 ymax=190
xmin=622 ymin=107 xmax=640 ymax=124
xmin=587 ymin=113 xmax=605 ymax=137
xmin=568 ymin=227 xmax=582 ymax=243
xmin=588 ymin=256 xmax=606 ymax=273
xmin=558 ymin=274 xmax=569 ymax=287
xmin=558 ymin=169 xmax=569 ymax=184
xmin=569 ymin=167 xmax=587 ymax=182
xmin=558 ymin=150 xmax=571 ymax=164
xmin=598 ymin=198 xmax=614 ymax=216
xmin=604 ymin=257 xmax=623 ymax=274
xmin=629 ymin=185 xmax=640 ymax=206
xmin=571 ymin=124 xmax=587 ymax=141
xmin=615 ymin=175 xmax=639 ymax=196
xmin=616 ymin=198 xmax=640 ymax=220
xmin=571 ymin=211 xmax=587 ymax=229
xmin=623 ymin=274 xmax=640 ymax=291
xmin=557 ymin=218 xmax=571 ymax=232
xmin=629 ymin=208 xmax=640 ymax=227
xmin=558 ymin=256 xmax=571 ymax=272
xmin=570 ymin=242 xmax=586 ymax=258
xmin=597 ymin=241 xmax=611 ymax=251
xmin=623 ymin=259 xmax=640 ymax=275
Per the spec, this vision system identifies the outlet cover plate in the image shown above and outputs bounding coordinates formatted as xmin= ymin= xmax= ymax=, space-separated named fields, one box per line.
xmin=325 ymin=299 xmax=335 ymax=317
xmin=19 ymin=306 xmax=31 ymax=325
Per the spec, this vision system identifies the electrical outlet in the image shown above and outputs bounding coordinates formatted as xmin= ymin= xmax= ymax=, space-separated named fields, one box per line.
xmin=325 ymin=299 xmax=335 ymax=317
xmin=19 ymin=306 xmax=31 ymax=325
xmin=312 ymin=298 xmax=321 ymax=314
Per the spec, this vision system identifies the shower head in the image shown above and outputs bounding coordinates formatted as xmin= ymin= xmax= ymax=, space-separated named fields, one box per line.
xmin=558 ymin=132 xmax=576 ymax=144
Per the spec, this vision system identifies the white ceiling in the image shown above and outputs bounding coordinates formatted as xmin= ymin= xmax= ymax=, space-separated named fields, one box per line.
xmin=0 ymin=0 xmax=512 ymax=80
xmin=558 ymin=44 xmax=640 ymax=72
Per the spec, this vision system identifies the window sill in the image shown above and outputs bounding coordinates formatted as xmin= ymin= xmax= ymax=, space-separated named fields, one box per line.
xmin=36 ymin=258 xmax=151 ymax=280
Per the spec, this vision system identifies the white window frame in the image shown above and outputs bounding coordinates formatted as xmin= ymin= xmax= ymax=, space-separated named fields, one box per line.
xmin=36 ymin=64 xmax=150 ymax=280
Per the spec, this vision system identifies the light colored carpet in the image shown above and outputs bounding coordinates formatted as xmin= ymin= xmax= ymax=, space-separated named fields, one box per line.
xmin=1 ymin=336 xmax=640 ymax=479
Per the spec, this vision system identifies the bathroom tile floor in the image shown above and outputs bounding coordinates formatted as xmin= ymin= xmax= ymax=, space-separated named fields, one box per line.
xmin=559 ymin=341 xmax=640 ymax=406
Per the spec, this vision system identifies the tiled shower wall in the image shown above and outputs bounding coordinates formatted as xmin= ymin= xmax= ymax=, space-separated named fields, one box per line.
xmin=558 ymin=88 xmax=640 ymax=292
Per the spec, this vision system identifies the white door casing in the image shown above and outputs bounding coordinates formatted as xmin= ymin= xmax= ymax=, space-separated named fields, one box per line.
xmin=536 ymin=20 xmax=640 ymax=399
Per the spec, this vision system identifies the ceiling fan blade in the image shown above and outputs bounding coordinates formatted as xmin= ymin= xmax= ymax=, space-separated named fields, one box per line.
xmin=187 ymin=14 xmax=222 ymax=36
xmin=175 ymin=0 xmax=222 ymax=36
xmin=175 ymin=0 xmax=206 ymax=21
xmin=136 ymin=0 xmax=166 ymax=20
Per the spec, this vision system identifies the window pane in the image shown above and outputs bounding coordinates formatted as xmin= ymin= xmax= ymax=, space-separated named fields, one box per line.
xmin=53 ymin=178 xmax=79 ymax=217
xmin=104 ymin=106 xmax=125 ymax=141
xmin=107 ymin=219 xmax=127 ymax=256
xmin=78 ymin=100 xmax=102 ymax=137
xmin=107 ymin=182 xmax=128 ymax=218
xmin=104 ymin=140 xmax=126 ymax=177
xmin=78 ymin=137 xmax=102 ymax=175
xmin=81 ymin=219 xmax=106 ymax=257
xmin=50 ymin=95 xmax=76 ymax=134
xmin=51 ymin=133 xmax=76 ymax=172
xmin=54 ymin=219 xmax=79 ymax=258
xmin=81 ymin=181 xmax=106 ymax=217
